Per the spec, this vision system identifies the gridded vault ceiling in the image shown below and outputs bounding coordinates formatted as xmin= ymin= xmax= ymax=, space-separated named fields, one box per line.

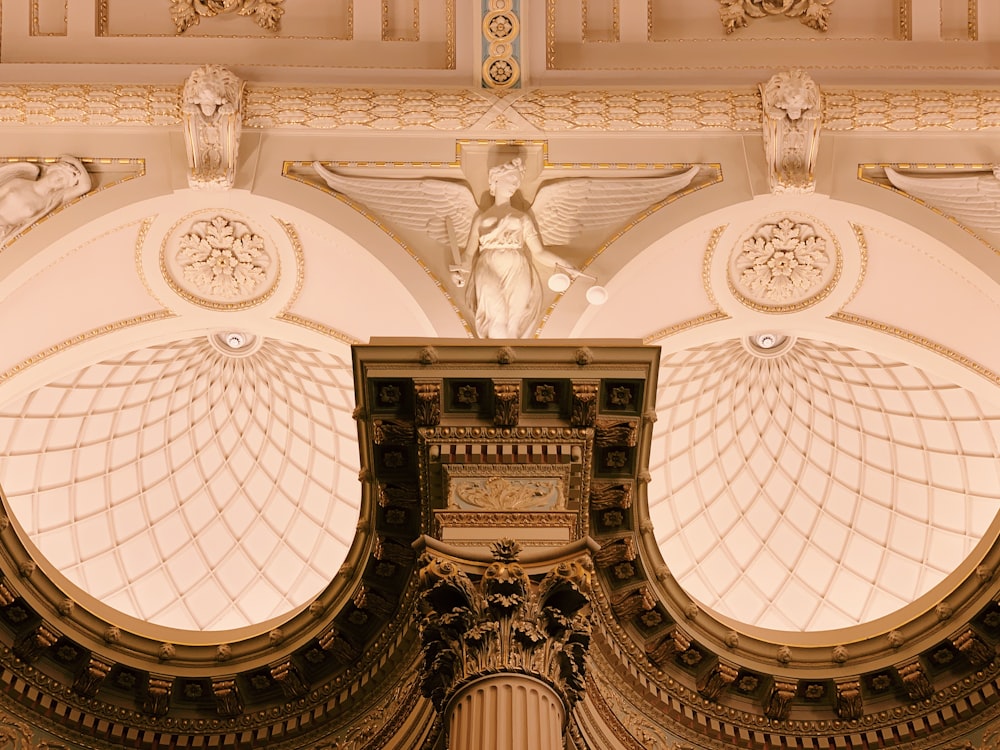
xmin=0 ymin=336 xmax=359 ymax=631
xmin=649 ymin=338 xmax=1000 ymax=633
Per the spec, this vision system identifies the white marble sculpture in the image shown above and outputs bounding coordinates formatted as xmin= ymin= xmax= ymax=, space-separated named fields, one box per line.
xmin=313 ymin=158 xmax=699 ymax=339
xmin=0 ymin=156 xmax=91 ymax=243
xmin=760 ymin=69 xmax=822 ymax=194
xmin=182 ymin=65 xmax=244 ymax=190
xmin=171 ymin=0 xmax=284 ymax=33
xmin=885 ymin=167 xmax=1000 ymax=235
xmin=719 ymin=0 xmax=834 ymax=33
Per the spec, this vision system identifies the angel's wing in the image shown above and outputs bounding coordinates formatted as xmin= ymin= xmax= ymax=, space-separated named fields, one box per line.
xmin=530 ymin=166 xmax=700 ymax=246
xmin=0 ymin=162 xmax=40 ymax=188
xmin=885 ymin=167 xmax=1000 ymax=233
xmin=313 ymin=162 xmax=478 ymax=246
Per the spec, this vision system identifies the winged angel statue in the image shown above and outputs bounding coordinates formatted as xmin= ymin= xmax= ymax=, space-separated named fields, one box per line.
xmin=884 ymin=167 xmax=1000 ymax=236
xmin=313 ymin=159 xmax=699 ymax=338
xmin=0 ymin=156 xmax=92 ymax=244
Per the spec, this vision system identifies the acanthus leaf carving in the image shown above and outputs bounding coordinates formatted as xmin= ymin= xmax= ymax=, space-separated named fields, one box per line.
xmin=417 ymin=540 xmax=593 ymax=712
xmin=731 ymin=217 xmax=831 ymax=306
xmin=182 ymin=65 xmax=243 ymax=189
xmin=720 ymin=0 xmax=834 ymax=33
xmin=175 ymin=215 xmax=270 ymax=300
xmin=172 ymin=0 xmax=284 ymax=34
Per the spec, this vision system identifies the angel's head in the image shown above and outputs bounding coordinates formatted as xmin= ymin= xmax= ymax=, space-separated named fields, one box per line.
xmin=42 ymin=157 xmax=91 ymax=200
xmin=488 ymin=158 xmax=525 ymax=198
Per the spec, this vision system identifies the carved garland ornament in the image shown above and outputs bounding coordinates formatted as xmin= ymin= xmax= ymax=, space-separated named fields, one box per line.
xmin=171 ymin=0 xmax=284 ymax=33
xmin=176 ymin=216 xmax=270 ymax=300
xmin=730 ymin=217 xmax=832 ymax=308
xmin=719 ymin=0 xmax=834 ymax=33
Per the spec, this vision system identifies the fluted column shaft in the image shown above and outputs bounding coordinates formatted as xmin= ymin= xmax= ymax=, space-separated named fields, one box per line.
xmin=447 ymin=673 xmax=564 ymax=750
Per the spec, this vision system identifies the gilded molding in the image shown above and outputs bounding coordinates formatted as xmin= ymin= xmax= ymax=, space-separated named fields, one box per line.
xmin=1 ymin=85 xmax=1000 ymax=133
xmin=0 ymin=311 xmax=174 ymax=385
xmin=830 ymin=311 xmax=1000 ymax=387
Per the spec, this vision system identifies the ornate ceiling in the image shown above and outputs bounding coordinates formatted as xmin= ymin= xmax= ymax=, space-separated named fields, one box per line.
xmin=1 ymin=1 xmax=1000 ymax=749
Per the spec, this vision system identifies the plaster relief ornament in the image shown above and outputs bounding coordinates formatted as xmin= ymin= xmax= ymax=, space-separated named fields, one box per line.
xmin=719 ymin=0 xmax=834 ymax=33
xmin=313 ymin=158 xmax=699 ymax=338
xmin=182 ymin=65 xmax=244 ymax=190
xmin=451 ymin=476 xmax=562 ymax=511
xmin=730 ymin=217 xmax=834 ymax=309
xmin=170 ymin=215 xmax=273 ymax=305
xmin=760 ymin=69 xmax=822 ymax=194
xmin=884 ymin=167 xmax=1000 ymax=237
xmin=0 ymin=156 xmax=91 ymax=244
xmin=171 ymin=0 xmax=283 ymax=33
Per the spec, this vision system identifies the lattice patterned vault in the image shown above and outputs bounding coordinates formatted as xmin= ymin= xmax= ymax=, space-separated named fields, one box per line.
xmin=0 ymin=336 xmax=359 ymax=632
xmin=649 ymin=337 xmax=1000 ymax=633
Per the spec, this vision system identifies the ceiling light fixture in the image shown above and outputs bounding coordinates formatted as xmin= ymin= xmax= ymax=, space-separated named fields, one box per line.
xmin=547 ymin=263 xmax=608 ymax=306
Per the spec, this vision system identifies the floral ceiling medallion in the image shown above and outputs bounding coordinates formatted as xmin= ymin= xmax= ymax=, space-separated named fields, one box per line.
xmin=728 ymin=215 xmax=840 ymax=312
xmin=161 ymin=213 xmax=279 ymax=309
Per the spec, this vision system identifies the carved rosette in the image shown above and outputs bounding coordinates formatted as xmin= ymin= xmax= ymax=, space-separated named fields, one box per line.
xmin=482 ymin=0 xmax=520 ymax=89
xmin=728 ymin=215 xmax=840 ymax=311
xmin=161 ymin=213 xmax=278 ymax=309
xmin=417 ymin=539 xmax=593 ymax=715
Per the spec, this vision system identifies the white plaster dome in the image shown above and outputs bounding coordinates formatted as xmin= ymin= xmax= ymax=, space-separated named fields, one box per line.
xmin=0 ymin=336 xmax=360 ymax=632
xmin=649 ymin=337 xmax=1000 ymax=633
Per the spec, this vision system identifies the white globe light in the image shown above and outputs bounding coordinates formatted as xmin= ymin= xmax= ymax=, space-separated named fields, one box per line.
xmin=225 ymin=332 xmax=247 ymax=349
xmin=548 ymin=271 xmax=572 ymax=293
xmin=586 ymin=285 xmax=609 ymax=305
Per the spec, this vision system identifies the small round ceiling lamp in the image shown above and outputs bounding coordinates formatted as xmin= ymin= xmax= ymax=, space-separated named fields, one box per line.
xmin=209 ymin=331 xmax=263 ymax=357
xmin=742 ymin=332 xmax=795 ymax=357
xmin=547 ymin=263 xmax=609 ymax=305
